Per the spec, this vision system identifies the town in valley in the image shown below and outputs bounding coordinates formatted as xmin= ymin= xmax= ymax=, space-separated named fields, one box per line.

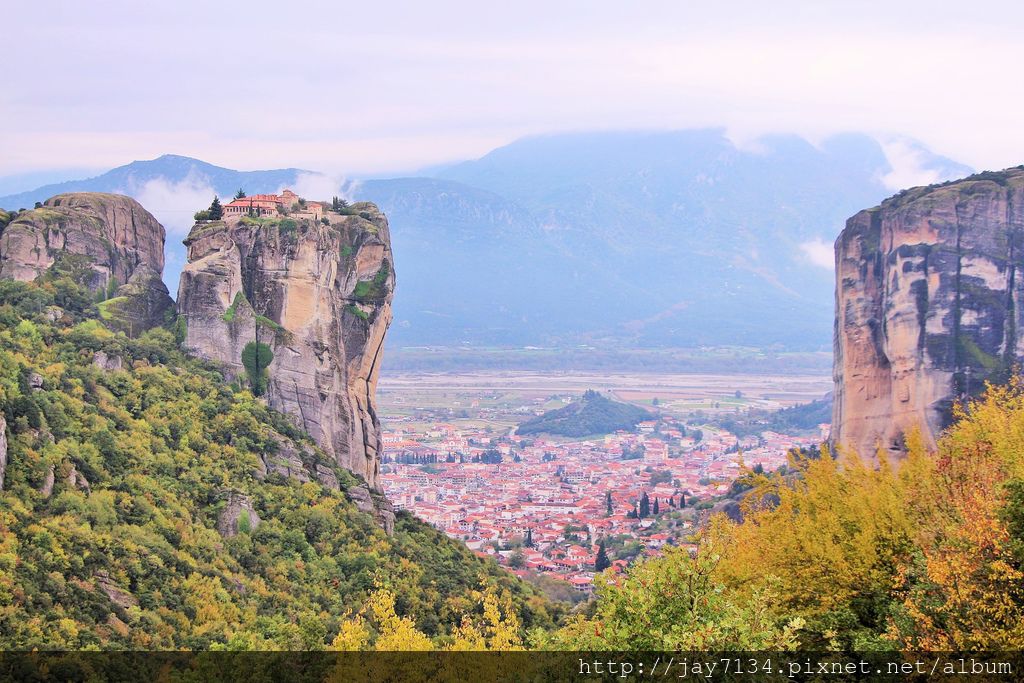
xmin=377 ymin=371 xmax=829 ymax=598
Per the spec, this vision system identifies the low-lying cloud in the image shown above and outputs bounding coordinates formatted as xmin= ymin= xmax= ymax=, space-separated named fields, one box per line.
xmin=284 ymin=172 xmax=360 ymax=203
xmin=126 ymin=173 xmax=217 ymax=236
xmin=799 ymin=237 xmax=834 ymax=269
xmin=878 ymin=138 xmax=960 ymax=191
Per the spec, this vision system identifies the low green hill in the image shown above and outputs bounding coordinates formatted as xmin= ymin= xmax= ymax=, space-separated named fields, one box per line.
xmin=516 ymin=390 xmax=654 ymax=437
xmin=0 ymin=270 xmax=557 ymax=649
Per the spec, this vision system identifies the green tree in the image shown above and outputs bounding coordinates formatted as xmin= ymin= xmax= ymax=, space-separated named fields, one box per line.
xmin=508 ymin=550 xmax=525 ymax=569
xmin=209 ymin=196 xmax=224 ymax=220
xmin=550 ymin=547 xmax=803 ymax=650
xmin=605 ymin=491 xmax=613 ymax=516
xmin=595 ymin=540 xmax=610 ymax=572
xmin=234 ymin=188 xmax=246 ymax=199
xmin=653 ymin=497 xmax=660 ymax=515
xmin=639 ymin=492 xmax=650 ymax=519
xmin=241 ymin=341 xmax=273 ymax=395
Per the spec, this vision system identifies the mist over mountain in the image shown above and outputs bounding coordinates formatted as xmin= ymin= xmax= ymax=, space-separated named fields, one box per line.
xmin=0 ymin=130 xmax=970 ymax=350
xmin=0 ymin=155 xmax=305 ymax=209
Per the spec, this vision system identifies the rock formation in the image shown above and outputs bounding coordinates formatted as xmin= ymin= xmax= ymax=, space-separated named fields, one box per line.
xmin=833 ymin=167 xmax=1024 ymax=461
xmin=216 ymin=492 xmax=261 ymax=538
xmin=0 ymin=193 xmax=173 ymax=331
xmin=176 ymin=203 xmax=394 ymax=491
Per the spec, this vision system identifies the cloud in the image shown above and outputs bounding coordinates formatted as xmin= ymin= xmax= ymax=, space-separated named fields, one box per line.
xmin=126 ymin=173 xmax=217 ymax=236
xmin=4 ymin=2 xmax=1023 ymax=175
xmin=878 ymin=139 xmax=950 ymax=191
xmin=283 ymin=173 xmax=360 ymax=203
xmin=877 ymin=136 xmax=974 ymax=191
xmin=799 ymin=238 xmax=834 ymax=270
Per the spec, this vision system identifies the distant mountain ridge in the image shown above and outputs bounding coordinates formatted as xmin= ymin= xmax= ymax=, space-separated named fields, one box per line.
xmin=0 ymin=131 xmax=972 ymax=350
xmin=0 ymin=154 xmax=307 ymax=211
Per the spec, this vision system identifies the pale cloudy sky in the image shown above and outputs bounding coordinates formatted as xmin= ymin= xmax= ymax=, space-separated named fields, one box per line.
xmin=3 ymin=0 xmax=1024 ymax=176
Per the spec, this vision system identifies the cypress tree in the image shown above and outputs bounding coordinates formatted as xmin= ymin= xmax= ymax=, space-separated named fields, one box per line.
xmin=595 ymin=540 xmax=610 ymax=572
xmin=639 ymin=492 xmax=650 ymax=518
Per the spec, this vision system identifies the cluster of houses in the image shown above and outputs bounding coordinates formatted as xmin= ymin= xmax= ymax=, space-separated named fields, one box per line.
xmin=381 ymin=412 xmax=823 ymax=593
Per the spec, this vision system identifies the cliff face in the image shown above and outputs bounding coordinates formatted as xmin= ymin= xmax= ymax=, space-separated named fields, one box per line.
xmin=833 ymin=167 xmax=1024 ymax=460
xmin=0 ymin=193 xmax=173 ymax=331
xmin=177 ymin=205 xmax=394 ymax=490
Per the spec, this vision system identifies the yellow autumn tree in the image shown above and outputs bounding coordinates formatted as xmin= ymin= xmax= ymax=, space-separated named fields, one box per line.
xmin=329 ymin=581 xmax=525 ymax=653
xmin=887 ymin=382 xmax=1024 ymax=648
xmin=329 ymin=611 xmax=370 ymax=651
xmin=446 ymin=584 xmax=523 ymax=651
xmin=706 ymin=444 xmax=919 ymax=647
xmin=328 ymin=585 xmax=434 ymax=652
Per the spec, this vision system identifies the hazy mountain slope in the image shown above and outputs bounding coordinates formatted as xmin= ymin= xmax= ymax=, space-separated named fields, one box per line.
xmin=355 ymin=177 xmax=595 ymax=345
xmin=430 ymin=130 xmax=971 ymax=348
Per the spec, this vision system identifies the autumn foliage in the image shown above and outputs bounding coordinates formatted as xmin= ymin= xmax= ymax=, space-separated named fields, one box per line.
xmin=551 ymin=380 xmax=1024 ymax=650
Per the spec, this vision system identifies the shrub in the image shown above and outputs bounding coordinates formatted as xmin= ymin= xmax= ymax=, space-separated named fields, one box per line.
xmin=351 ymin=261 xmax=390 ymax=303
xmin=241 ymin=341 xmax=273 ymax=395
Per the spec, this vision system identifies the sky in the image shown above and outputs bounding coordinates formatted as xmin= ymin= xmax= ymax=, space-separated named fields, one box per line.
xmin=3 ymin=1 xmax=1024 ymax=178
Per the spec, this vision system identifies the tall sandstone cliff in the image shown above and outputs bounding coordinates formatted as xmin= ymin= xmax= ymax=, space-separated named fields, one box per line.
xmin=0 ymin=193 xmax=173 ymax=332
xmin=176 ymin=205 xmax=394 ymax=491
xmin=833 ymin=167 xmax=1024 ymax=460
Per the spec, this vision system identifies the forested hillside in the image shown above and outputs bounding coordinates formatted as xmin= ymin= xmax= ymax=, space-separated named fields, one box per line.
xmin=0 ymin=264 xmax=557 ymax=649
xmin=516 ymin=390 xmax=653 ymax=437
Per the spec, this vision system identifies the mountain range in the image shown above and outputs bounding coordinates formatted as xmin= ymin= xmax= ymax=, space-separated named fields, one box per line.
xmin=0 ymin=130 xmax=970 ymax=350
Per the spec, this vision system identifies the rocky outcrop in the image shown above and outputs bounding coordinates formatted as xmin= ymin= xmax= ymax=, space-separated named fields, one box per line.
xmin=94 ymin=571 xmax=138 ymax=611
xmin=66 ymin=464 xmax=91 ymax=494
xmin=833 ymin=167 xmax=1024 ymax=461
xmin=40 ymin=464 xmax=55 ymax=498
xmin=255 ymin=431 xmax=340 ymax=491
xmin=177 ymin=204 xmax=394 ymax=490
xmin=216 ymin=492 xmax=261 ymax=538
xmin=92 ymin=350 xmax=124 ymax=372
xmin=347 ymin=482 xmax=396 ymax=535
xmin=0 ymin=193 xmax=173 ymax=332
